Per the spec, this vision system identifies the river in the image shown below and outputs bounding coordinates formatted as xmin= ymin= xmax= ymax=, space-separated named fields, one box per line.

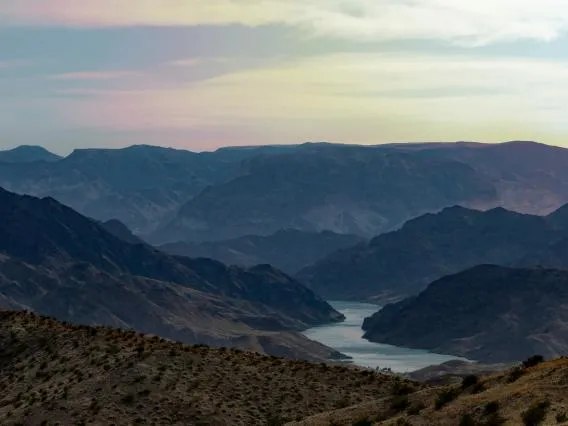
xmin=303 ymin=301 xmax=465 ymax=373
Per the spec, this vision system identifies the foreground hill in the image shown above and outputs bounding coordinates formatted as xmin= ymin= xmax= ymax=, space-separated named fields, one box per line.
xmin=160 ymin=230 xmax=364 ymax=274
xmin=0 ymin=145 xmax=61 ymax=163
xmin=298 ymin=205 xmax=563 ymax=302
xmin=0 ymin=187 xmax=343 ymax=361
xmin=362 ymin=265 xmax=568 ymax=363
xmin=292 ymin=356 xmax=568 ymax=425
xmin=0 ymin=311 xmax=417 ymax=426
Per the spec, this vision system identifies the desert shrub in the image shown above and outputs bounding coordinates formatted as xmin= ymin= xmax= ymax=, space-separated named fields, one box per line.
xmin=435 ymin=387 xmax=460 ymax=410
xmin=507 ymin=366 xmax=525 ymax=383
xmin=484 ymin=401 xmax=500 ymax=415
xmin=266 ymin=415 xmax=286 ymax=426
xmin=522 ymin=355 xmax=544 ymax=369
xmin=392 ymin=381 xmax=415 ymax=395
xmin=408 ymin=402 xmax=426 ymax=415
xmin=390 ymin=395 xmax=410 ymax=412
xmin=461 ymin=375 xmax=479 ymax=388
xmin=459 ymin=414 xmax=477 ymax=426
xmin=121 ymin=394 xmax=136 ymax=405
xmin=335 ymin=396 xmax=350 ymax=409
xmin=352 ymin=418 xmax=373 ymax=426
xmin=522 ymin=401 xmax=550 ymax=426
xmin=471 ymin=382 xmax=486 ymax=394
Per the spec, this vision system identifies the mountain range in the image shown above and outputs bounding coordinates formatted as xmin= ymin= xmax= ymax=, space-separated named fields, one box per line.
xmin=0 ymin=145 xmax=62 ymax=163
xmin=0 ymin=187 xmax=343 ymax=361
xmin=298 ymin=204 xmax=568 ymax=303
xmin=3 ymin=141 xmax=568 ymax=244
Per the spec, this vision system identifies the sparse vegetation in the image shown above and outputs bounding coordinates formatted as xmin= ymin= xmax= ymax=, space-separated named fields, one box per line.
xmin=390 ymin=395 xmax=410 ymax=413
xmin=484 ymin=401 xmax=500 ymax=415
xmin=522 ymin=401 xmax=550 ymax=426
xmin=0 ymin=310 xmax=418 ymax=425
xmin=435 ymin=387 xmax=460 ymax=410
xmin=523 ymin=355 xmax=545 ymax=369
xmin=461 ymin=374 xmax=479 ymax=389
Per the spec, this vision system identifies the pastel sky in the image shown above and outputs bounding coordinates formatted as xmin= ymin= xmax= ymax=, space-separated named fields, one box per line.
xmin=1 ymin=0 xmax=568 ymax=153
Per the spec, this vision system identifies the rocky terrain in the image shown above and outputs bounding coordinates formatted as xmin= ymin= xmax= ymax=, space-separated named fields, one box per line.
xmin=0 ymin=187 xmax=344 ymax=361
xmin=298 ymin=205 xmax=566 ymax=302
xmin=0 ymin=310 xmax=418 ymax=425
xmin=2 ymin=310 xmax=567 ymax=426
xmin=292 ymin=355 xmax=568 ymax=425
xmin=160 ymin=229 xmax=364 ymax=274
xmin=362 ymin=265 xmax=568 ymax=363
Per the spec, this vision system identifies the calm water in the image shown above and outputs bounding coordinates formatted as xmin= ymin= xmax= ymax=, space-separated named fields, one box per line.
xmin=303 ymin=301 xmax=465 ymax=373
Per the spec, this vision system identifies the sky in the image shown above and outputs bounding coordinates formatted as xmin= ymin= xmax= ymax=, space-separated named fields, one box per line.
xmin=1 ymin=0 xmax=568 ymax=154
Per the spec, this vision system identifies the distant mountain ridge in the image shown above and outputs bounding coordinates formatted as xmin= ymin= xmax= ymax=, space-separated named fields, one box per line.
xmin=0 ymin=186 xmax=343 ymax=361
xmin=2 ymin=141 xmax=568 ymax=243
xmin=155 ymin=146 xmax=497 ymax=242
xmin=298 ymin=204 xmax=568 ymax=303
xmin=0 ymin=145 xmax=61 ymax=163
xmin=361 ymin=265 xmax=568 ymax=363
xmin=160 ymin=229 xmax=364 ymax=274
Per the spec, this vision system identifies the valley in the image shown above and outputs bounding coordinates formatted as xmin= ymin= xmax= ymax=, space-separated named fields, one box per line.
xmin=302 ymin=301 xmax=464 ymax=372
xmin=2 ymin=140 xmax=568 ymax=424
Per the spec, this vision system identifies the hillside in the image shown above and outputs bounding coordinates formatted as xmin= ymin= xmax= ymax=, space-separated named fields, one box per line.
xmin=155 ymin=145 xmax=497 ymax=242
xmin=0 ymin=187 xmax=344 ymax=361
xmin=298 ymin=205 xmax=563 ymax=302
xmin=160 ymin=230 xmax=364 ymax=274
xmin=0 ymin=145 xmax=249 ymax=234
xmin=0 ymin=311 xmax=418 ymax=426
xmin=420 ymin=140 xmax=568 ymax=215
xmin=362 ymin=265 xmax=568 ymax=363
xmin=291 ymin=356 xmax=568 ymax=425
xmin=0 ymin=145 xmax=61 ymax=163
xmin=101 ymin=219 xmax=147 ymax=245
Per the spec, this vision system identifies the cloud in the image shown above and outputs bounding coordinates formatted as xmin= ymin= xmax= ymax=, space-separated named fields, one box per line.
xmin=48 ymin=71 xmax=141 ymax=81
xmin=3 ymin=0 xmax=568 ymax=46
xmin=42 ymin=52 xmax=568 ymax=149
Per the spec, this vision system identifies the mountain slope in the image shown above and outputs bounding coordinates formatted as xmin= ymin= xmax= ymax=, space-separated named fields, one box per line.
xmin=0 ymin=187 xmax=343 ymax=361
xmin=160 ymin=230 xmax=364 ymax=274
xmin=362 ymin=265 xmax=568 ymax=363
xmin=0 ymin=310 xmax=416 ymax=426
xmin=156 ymin=145 xmax=497 ymax=242
xmin=293 ymin=356 xmax=568 ymax=426
xmin=401 ymin=140 xmax=568 ymax=215
xmin=298 ymin=205 xmax=562 ymax=302
xmin=101 ymin=219 xmax=147 ymax=245
xmin=0 ymin=145 xmax=248 ymax=234
xmin=0 ymin=145 xmax=61 ymax=163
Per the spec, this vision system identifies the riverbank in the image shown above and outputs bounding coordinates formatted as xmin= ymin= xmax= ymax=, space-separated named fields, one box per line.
xmin=302 ymin=301 xmax=465 ymax=372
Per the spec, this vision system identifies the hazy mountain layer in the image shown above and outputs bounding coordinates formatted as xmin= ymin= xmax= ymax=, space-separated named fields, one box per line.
xmin=0 ymin=187 xmax=343 ymax=361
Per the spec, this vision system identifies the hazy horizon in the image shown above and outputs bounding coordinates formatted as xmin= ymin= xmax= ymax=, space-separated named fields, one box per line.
xmin=2 ymin=1 xmax=568 ymax=153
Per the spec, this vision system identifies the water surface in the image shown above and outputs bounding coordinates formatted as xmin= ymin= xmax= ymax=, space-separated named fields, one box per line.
xmin=303 ymin=301 xmax=465 ymax=373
